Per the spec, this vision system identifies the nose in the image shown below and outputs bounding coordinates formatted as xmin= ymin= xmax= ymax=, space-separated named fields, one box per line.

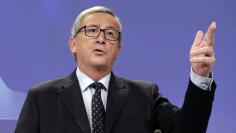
xmin=96 ymin=30 xmax=106 ymax=44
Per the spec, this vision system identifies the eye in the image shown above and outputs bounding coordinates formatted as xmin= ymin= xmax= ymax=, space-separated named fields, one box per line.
xmin=106 ymin=30 xmax=115 ymax=37
xmin=88 ymin=28 xmax=96 ymax=32
xmin=86 ymin=27 xmax=99 ymax=34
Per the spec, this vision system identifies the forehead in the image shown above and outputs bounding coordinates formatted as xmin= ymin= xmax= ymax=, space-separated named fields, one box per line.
xmin=80 ymin=12 xmax=119 ymax=29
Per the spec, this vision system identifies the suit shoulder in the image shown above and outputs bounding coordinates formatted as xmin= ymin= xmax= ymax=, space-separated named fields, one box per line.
xmin=117 ymin=76 xmax=157 ymax=90
xmin=30 ymin=75 xmax=69 ymax=93
xmin=116 ymin=76 xmax=160 ymax=98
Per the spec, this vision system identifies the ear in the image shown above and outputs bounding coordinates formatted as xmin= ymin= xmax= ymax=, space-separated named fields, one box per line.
xmin=69 ymin=37 xmax=77 ymax=54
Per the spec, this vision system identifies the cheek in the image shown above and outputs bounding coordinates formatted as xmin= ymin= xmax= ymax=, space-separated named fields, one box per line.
xmin=76 ymin=41 xmax=92 ymax=54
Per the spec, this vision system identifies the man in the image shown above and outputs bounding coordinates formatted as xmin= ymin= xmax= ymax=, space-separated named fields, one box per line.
xmin=15 ymin=6 xmax=216 ymax=133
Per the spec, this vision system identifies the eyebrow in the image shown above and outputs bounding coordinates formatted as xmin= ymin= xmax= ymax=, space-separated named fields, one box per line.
xmin=86 ymin=24 xmax=119 ymax=31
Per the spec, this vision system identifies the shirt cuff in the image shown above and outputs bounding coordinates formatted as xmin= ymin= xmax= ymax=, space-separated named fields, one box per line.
xmin=190 ymin=68 xmax=213 ymax=91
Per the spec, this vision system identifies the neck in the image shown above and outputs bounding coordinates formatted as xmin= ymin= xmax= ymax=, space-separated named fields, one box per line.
xmin=78 ymin=65 xmax=111 ymax=81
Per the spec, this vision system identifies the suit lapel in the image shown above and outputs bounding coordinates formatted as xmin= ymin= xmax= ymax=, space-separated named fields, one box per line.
xmin=105 ymin=73 xmax=130 ymax=133
xmin=57 ymin=71 xmax=91 ymax=133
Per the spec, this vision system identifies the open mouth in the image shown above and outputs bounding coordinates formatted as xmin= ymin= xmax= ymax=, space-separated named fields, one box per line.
xmin=93 ymin=48 xmax=105 ymax=55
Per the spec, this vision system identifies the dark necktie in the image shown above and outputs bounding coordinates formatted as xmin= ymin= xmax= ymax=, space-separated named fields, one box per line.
xmin=90 ymin=82 xmax=106 ymax=133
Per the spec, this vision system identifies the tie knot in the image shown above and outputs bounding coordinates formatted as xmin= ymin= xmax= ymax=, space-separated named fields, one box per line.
xmin=90 ymin=82 xmax=105 ymax=91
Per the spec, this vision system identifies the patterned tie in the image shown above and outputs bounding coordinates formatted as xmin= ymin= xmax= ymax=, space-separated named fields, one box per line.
xmin=90 ymin=82 xmax=106 ymax=133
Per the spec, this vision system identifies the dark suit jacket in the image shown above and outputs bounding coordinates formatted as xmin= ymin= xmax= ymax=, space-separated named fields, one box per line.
xmin=15 ymin=71 xmax=216 ymax=133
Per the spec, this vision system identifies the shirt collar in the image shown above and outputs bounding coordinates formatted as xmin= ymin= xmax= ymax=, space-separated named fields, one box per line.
xmin=76 ymin=67 xmax=111 ymax=92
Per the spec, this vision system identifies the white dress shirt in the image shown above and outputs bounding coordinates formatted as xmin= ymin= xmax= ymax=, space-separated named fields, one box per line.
xmin=76 ymin=67 xmax=110 ymax=131
xmin=190 ymin=68 xmax=213 ymax=91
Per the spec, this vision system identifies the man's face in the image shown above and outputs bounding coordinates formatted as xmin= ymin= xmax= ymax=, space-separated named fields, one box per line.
xmin=70 ymin=13 xmax=121 ymax=72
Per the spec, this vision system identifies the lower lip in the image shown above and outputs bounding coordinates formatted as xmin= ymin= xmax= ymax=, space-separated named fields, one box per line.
xmin=93 ymin=50 xmax=105 ymax=55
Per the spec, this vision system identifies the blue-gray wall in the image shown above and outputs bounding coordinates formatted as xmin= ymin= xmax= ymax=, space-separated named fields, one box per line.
xmin=0 ymin=0 xmax=235 ymax=132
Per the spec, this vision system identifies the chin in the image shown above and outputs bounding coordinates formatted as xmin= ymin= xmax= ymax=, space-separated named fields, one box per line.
xmin=89 ymin=57 xmax=110 ymax=68
xmin=90 ymin=60 xmax=106 ymax=67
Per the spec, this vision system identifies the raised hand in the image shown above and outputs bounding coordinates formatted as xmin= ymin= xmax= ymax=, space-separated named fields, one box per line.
xmin=190 ymin=22 xmax=216 ymax=77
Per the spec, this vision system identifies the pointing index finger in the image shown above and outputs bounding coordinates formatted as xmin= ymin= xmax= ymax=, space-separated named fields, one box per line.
xmin=204 ymin=22 xmax=217 ymax=46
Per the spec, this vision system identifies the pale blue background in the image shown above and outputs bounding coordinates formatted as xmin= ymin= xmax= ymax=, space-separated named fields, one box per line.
xmin=0 ymin=0 xmax=235 ymax=132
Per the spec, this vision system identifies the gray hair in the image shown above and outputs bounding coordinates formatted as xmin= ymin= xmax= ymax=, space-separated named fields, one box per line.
xmin=71 ymin=6 xmax=122 ymax=40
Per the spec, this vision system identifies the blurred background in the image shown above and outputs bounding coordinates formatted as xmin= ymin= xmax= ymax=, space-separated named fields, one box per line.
xmin=0 ymin=0 xmax=235 ymax=132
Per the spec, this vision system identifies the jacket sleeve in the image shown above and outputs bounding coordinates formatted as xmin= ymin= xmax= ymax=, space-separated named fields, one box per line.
xmin=152 ymin=80 xmax=216 ymax=133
